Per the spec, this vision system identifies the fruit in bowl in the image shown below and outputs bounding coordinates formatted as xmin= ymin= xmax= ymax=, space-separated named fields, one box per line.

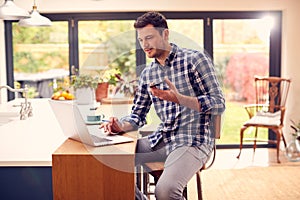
xmin=51 ymin=90 xmax=75 ymax=100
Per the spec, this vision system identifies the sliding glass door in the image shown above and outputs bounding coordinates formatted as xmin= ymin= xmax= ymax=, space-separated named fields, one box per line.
xmin=213 ymin=18 xmax=272 ymax=145
xmin=11 ymin=21 xmax=69 ymax=98
xmin=6 ymin=11 xmax=281 ymax=146
xmin=78 ymin=20 xmax=136 ymax=81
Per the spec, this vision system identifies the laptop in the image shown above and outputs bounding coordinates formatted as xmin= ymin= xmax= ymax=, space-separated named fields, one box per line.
xmin=49 ymin=100 xmax=134 ymax=147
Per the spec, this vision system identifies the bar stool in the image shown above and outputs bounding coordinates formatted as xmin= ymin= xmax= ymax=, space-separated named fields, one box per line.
xmin=140 ymin=115 xmax=221 ymax=200
xmin=142 ymin=145 xmax=216 ymax=199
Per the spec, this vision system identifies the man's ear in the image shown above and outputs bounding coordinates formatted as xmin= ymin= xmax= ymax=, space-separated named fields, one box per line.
xmin=163 ymin=29 xmax=169 ymax=41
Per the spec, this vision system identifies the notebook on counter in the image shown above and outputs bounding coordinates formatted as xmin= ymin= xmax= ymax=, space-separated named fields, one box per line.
xmin=49 ymin=100 xmax=133 ymax=147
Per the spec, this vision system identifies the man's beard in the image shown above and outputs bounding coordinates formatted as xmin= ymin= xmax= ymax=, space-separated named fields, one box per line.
xmin=147 ymin=48 xmax=164 ymax=59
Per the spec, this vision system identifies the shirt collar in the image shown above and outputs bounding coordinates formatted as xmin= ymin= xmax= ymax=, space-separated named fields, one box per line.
xmin=154 ymin=43 xmax=178 ymax=67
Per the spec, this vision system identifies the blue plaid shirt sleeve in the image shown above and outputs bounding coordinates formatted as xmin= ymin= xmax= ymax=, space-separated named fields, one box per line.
xmin=190 ymin=52 xmax=225 ymax=115
xmin=120 ymin=73 xmax=152 ymax=130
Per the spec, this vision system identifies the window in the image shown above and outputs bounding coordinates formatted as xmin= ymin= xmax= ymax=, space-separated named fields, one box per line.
xmin=5 ymin=11 xmax=282 ymax=147
xmin=78 ymin=20 xmax=136 ymax=81
xmin=213 ymin=19 xmax=271 ymax=145
xmin=11 ymin=21 xmax=69 ymax=98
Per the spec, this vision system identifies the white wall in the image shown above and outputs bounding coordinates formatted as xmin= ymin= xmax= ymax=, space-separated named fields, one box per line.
xmin=0 ymin=19 xmax=7 ymax=103
xmin=11 ymin=0 xmax=297 ymax=13
xmin=1 ymin=0 xmax=300 ymax=135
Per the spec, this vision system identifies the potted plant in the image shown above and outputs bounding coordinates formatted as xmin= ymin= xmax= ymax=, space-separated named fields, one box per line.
xmin=71 ymin=74 xmax=99 ymax=104
xmin=96 ymin=71 xmax=138 ymax=104
xmin=95 ymin=68 xmax=120 ymax=102
xmin=113 ymin=74 xmax=138 ymax=99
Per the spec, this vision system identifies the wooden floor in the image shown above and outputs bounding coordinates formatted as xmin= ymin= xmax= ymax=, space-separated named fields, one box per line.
xmin=209 ymin=147 xmax=298 ymax=169
xmin=148 ymin=147 xmax=300 ymax=200
xmin=186 ymin=147 xmax=300 ymax=200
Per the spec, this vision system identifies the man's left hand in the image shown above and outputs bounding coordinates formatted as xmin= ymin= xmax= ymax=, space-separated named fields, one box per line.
xmin=150 ymin=77 xmax=180 ymax=104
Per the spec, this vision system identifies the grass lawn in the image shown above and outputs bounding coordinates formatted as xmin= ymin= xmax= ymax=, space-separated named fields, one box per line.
xmin=218 ymin=101 xmax=268 ymax=144
xmin=146 ymin=100 xmax=268 ymax=145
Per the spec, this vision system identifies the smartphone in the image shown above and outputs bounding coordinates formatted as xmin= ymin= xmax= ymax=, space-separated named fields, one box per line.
xmin=149 ymin=82 xmax=162 ymax=88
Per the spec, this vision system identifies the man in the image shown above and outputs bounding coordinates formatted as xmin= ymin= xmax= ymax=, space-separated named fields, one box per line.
xmin=101 ymin=11 xmax=225 ymax=200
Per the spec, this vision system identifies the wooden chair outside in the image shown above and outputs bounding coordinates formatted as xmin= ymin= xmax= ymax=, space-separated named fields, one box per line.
xmin=236 ymin=76 xmax=291 ymax=163
xmin=140 ymin=115 xmax=222 ymax=200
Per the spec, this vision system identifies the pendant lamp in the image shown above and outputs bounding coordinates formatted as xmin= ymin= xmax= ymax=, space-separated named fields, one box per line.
xmin=0 ymin=0 xmax=30 ymax=20
xmin=18 ymin=0 xmax=51 ymax=27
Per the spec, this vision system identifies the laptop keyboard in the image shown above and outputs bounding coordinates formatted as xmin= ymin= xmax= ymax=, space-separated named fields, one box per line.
xmin=90 ymin=135 xmax=112 ymax=143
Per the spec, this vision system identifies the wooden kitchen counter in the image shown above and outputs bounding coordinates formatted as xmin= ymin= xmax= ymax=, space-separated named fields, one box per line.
xmin=52 ymin=103 xmax=137 ymax=200
xmin=52 ymin=134 xmax=137 ymax=200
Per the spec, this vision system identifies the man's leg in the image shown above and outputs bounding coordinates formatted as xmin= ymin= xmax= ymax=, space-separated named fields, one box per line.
xmin=135 ymin=137 xmax=167 ymax=200
xmin=135 ymin=137 xmax=167 ymax=166
xmin=155 ymin=146 xmax=210 ymax=200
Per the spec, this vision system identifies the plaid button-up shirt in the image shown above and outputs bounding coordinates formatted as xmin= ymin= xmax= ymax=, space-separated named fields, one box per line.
xmin=121 ymin=43 xmax=225 ymax=155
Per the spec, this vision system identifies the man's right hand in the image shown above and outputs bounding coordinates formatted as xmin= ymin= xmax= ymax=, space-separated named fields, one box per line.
xmin=99 ymin=117 xmax=125 ymax=135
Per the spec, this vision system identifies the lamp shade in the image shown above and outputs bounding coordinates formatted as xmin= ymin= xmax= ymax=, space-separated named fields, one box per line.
xmin=0 ymin=0 xmax=30 ymax=20
xmin=18 ymin=5 xmax=51 ymax=27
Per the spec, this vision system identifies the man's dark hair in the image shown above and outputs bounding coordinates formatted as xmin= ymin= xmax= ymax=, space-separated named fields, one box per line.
xmin=134 ymin=11 xmax=168 ymax=34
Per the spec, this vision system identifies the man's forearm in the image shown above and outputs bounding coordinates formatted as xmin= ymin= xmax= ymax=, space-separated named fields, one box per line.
xmin=120 ymin=121 xmax=136 ymax=132
xmin=177 ymin=93 xmax=200 ymax=112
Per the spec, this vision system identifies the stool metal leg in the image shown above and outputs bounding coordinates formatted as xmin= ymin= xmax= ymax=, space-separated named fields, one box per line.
xmin=136 ymin=166 xmax=142 ymax=191
xmin=143 ymin=170 xmax=149 ymax=195
xmin=183 ymin=186 xmax=188 ymax=199
xmin=196 ymin=172 xmax=203 ymax=200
